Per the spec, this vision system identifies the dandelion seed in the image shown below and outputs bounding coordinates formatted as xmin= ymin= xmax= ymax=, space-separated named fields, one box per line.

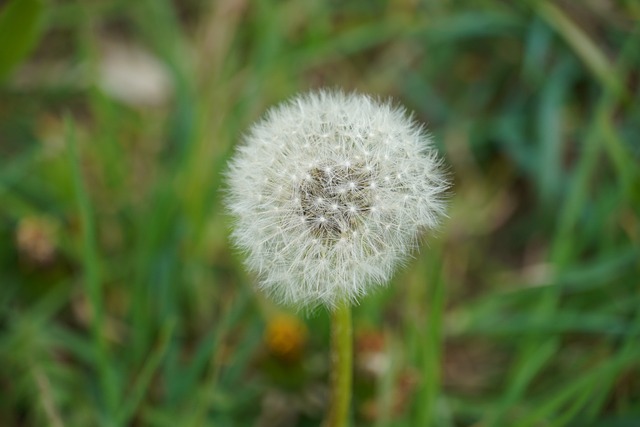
xmin=225 ymin=90 xmax=448 ymax=309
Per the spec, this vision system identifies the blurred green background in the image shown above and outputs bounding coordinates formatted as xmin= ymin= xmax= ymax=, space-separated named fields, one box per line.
xmin=1 ymin=0 xmax=639 ymax=426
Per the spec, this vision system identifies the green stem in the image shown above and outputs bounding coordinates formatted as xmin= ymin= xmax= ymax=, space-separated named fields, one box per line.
xmin=325 ymin=301 xmax=353 ymax=427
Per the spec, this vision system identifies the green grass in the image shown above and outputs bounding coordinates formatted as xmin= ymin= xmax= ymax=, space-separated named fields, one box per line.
xmin=1 ymin=0 xmax=639 ymax=426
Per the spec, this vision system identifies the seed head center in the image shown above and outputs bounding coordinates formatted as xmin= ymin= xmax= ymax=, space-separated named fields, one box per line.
xmin=299 ymin=164 xmax=373 ymax=240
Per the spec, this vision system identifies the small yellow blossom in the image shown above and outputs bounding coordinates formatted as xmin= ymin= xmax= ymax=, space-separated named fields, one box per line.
xmin=265 ymin=314 xmax=308 ymax=361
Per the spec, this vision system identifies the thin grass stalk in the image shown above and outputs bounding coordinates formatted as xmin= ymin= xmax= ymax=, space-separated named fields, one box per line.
xmin=66 ymin=117 xmax=118 ymax=422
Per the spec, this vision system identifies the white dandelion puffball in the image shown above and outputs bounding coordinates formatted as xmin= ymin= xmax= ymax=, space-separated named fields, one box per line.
xmin=226 ymin=90 xmax=448 ymax=309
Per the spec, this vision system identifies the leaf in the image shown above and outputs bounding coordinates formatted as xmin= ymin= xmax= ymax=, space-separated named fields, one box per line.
xmin=0 ymin=0 xmax=45 ymax=82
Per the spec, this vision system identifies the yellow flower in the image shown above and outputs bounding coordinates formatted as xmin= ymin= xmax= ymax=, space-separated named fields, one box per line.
xmin=265 ymin=314 xmax=308 ymax=361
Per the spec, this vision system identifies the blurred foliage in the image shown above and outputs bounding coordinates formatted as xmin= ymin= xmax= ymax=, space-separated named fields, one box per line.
xmin=0 ymin=0 xmax=45 ymax=82
xmin=1 ymin=0 xmax=639 ymax=426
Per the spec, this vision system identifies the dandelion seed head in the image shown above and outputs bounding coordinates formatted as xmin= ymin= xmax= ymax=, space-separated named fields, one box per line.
xmin=225 ymin=90 xmax=448 ymax=309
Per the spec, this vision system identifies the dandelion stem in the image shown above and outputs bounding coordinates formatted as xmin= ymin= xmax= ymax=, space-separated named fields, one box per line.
xmin=325 ymin=300 xmax=353 ymax=427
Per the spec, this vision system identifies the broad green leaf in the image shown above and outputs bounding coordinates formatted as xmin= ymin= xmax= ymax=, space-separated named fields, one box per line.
xmin=0 ymin=0 xmax=45 ymax=82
